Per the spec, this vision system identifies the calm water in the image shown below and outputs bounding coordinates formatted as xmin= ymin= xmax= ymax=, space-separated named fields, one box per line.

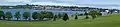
xmin=2 ymin=9 xmax=87 ymax=20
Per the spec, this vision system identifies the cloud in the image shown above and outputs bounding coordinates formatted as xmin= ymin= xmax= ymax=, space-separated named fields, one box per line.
xmin=0 ymin=0 xmax=120 ymax=9
xmin=31 ymin=0 xmax=53 ymax=2
xmin=0 ymin=0 xmax=31 ymax=5
xmin=0 ymin=0 xmax=120 ymax=5
xmin=31 ymin=2 xmax=77 ymax=6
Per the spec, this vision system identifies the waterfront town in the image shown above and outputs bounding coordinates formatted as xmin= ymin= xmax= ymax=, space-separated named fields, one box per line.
xmin=0 ymin=3 xmax=120 ymax=27
xmin=0 ymin=4 xmax=119 ymax=14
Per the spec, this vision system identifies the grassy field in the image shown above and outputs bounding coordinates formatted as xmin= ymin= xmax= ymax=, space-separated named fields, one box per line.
xmin=0 ymin=14 xmax=120 ymax=27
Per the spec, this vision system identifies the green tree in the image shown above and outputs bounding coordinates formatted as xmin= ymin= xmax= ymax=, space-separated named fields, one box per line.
xmin=14 ymin=12 xmax=21 ymax=20
xmin=75 ymin=15 xmax=78 ymax=20
xmin=62 ymin=13 xmax=69 ymax=21
xmin=32 ymin=12 xmax=38 ymax=20
xmin=5 ymin=12 xmax=12 ymax=20
xmin=97 ymin=12 xmax=102 ymax=16
xmin=46 ymin=11 xmax=54 ymax=18
xmin=89 ymin=10 xmax=99 ymax=19
xmin=53 ymin=15 xmax=57 ymax=21
xmin=23 ymin=12 xmax=30 ymax=20
xmin=0 ymin=8 xmax=5 ymax=20
xmin=84 ymin=12 xmax=89 ymax=19
xmin=57 ymin=13 xmax=62 ymax=18
xmin=39 ymin=11 xmax=54 ymax=20
xmin=58 ymin=13 xmax=65 ymax=19
xmin=0 ymin=11 xmax=4 ymax=20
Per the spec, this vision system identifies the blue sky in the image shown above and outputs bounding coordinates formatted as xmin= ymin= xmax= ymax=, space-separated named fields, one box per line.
xmin=0 ymin=0 xmax=120 ymax=9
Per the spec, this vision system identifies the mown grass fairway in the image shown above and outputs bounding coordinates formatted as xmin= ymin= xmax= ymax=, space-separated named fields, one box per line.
xmin=0 ymin=14 xmax=120 ymax=27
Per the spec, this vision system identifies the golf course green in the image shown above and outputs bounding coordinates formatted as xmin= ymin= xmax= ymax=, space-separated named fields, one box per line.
xmin=0 ymin=14 xmax=120 ymax=27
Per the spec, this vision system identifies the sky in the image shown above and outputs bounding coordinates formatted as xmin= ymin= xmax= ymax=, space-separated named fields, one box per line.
xmin=0 ymin=0 xmax=120 ymax=9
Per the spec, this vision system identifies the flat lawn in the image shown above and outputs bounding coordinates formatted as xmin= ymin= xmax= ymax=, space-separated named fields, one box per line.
xmin=0 ymin=14 xmax=120 ymax=27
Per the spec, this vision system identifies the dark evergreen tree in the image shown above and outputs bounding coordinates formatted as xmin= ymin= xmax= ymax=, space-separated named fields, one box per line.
xmin=0 ymin=11 xmax=4 ymax=20
xmin=85 ymin=15 xmax=89 ymax=19
xmin=53 ymin=15 xmax=57 ymax=21
xmin=75 ymin=15 xmax=78 ymax=20
xmin=62 ymin=13 xmax=69 ymax=21
xmin=84 ymin=12 xmax=89 ymax=19
xmin=58 ymin=13 xmax=62 ymax=18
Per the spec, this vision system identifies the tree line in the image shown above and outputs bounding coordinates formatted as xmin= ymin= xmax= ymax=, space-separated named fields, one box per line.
xmin=0 ymin=10 xmax=102 ymax=21
xmin=0 ymin=11 xmax=55 ymax=20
